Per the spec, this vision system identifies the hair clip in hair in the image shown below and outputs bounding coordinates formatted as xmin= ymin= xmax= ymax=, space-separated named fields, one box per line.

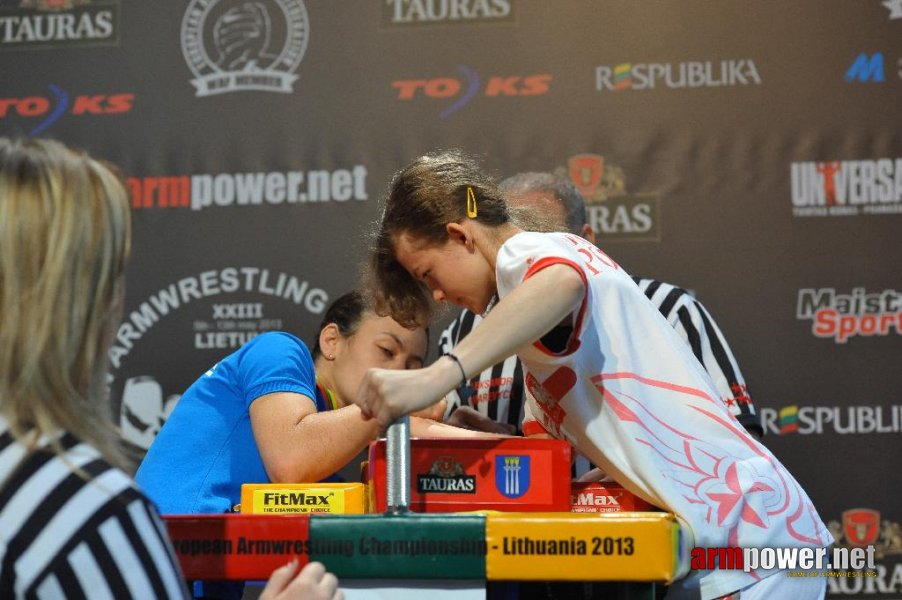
xmin=466 ymin=186 xmax=478 ymax=218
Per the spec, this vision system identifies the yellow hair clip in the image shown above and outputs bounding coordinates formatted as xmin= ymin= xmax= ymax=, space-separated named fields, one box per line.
xmin=466 ymin=186 xmax=478 ymax=218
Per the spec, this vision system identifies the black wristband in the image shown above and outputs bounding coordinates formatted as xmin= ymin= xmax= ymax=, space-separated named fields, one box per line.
xmin=444 ymin=352 xmax=468 ymax=391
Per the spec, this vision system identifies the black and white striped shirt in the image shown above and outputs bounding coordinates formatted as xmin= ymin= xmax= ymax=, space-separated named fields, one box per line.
xmin=0 ymin=416 xmax=188 ymax=599
xmin=438 ymin=276 xmax=762 ymax=437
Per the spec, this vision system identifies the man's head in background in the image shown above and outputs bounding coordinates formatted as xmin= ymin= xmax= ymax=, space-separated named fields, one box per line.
xmin=499 ymin=171 xmax=596 ymax=244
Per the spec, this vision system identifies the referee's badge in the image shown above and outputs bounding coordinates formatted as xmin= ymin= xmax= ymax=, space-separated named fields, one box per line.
xmin=495 ymin=455 xmax=530 ymax=498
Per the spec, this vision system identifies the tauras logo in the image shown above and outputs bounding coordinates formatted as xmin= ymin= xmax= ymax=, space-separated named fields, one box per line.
xmin=416 ymin=456 xmax=476 ymax=494
xmin=791 ymin=159 xmax=902 ymax=217
xmin=796 ymin=287 xmax=902 ymax=343
xmin=595 ymin=59 xmax=761 ymax=91
xmin=128 ymin=166 xmax=368 ymax=211
xmin=0 ymin=84 xmax=133 ymax=136
xmin=0 ymin=0 xmax=119 ymax=49
xmin=383 ymin=0 xmax=514 ymax=26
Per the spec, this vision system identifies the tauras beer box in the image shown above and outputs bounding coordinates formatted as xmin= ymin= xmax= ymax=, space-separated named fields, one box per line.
xmin=367 ymin=438 xmax=571 ymax=512
xmin=240 ymin=483 xmax=365 ymax=514
xmin=570 ymin=482 xmax=656 ymax=513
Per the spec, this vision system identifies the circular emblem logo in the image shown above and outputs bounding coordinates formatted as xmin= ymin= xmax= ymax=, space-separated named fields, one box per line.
xmin=181 ymin=0 xmax=309 ymax=96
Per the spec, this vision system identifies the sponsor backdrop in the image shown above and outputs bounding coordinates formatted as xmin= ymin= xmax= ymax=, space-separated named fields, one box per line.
xmin=1 ymin=1 xmax=899 ymax=596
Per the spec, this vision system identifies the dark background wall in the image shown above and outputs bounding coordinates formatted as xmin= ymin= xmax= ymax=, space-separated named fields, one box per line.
xmin=1 ymin=1 xmax=899 ymax=596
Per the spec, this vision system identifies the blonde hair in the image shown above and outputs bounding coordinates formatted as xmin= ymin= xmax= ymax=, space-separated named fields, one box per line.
xmin=0 ymin=137 xmax=131 ymax=469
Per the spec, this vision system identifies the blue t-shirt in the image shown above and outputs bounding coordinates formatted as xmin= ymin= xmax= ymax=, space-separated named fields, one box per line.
xmin=135 ymin=331 xmax=334 ymax=515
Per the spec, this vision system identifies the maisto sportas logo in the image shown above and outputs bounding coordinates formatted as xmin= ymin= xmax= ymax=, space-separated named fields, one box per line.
xmin=128 ymin=165 xmax=368 ymax=211
xmin=791 ymin=159 xmax=902 ymax=216
xmin=554 ymin=153 xmax=660 ymax=241
xmin=796 ymin=287 xmax=902 ymax=343
xmin=382 ymin=0 xmax=515 ymax=27
xmin=761 ymin=405 xmax=902 ymax=436
xmin=182 ymin=0 xmax=309 ymax=96
xmin=391 ymin=65 xmax=551 ymax=119
xmin=595 ymin=59 xmax=761 ymax=92
xmin=0 ymin=0 xmax=119 ymax=50
xmin=0 ymin=85 xmax=133 ymax=136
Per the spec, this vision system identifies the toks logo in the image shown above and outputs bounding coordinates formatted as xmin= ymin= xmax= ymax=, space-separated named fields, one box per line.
xmin=554 ymin=153 xmax=660 ymax=241
xmin=790 ymin=159 xmax=902 ymax=217
xmin=796 ymin=288 xmax=902 ymax=343
xmin=760 ymin=404 xmax=902 ymax=436
xmin=0 ymin=85 xmax=133 ymax=136
xmin=391 ymin=65 xmax=551 ymax=118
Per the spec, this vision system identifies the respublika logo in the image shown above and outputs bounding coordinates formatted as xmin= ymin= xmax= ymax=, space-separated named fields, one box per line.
xmin=796 ymin=287 xmax=902 ymax=343
xmin=495 ymin=455 xmax=529 ymax=498
xmin=790 ymin=159 xmax=902 ymax=216
xmin=0 ymin=84 xmax=133 ymax=136
xmin=0 ymin=0 xmax=119 ymax=50
xmin=761 ymin=405 xmax=902 ymax=436
xmin=595 ymin=59 xmax=761 ymax=92
xmin=128 ymin=165 xmax=368 ymax=211
xmin=391 ymin=65 xmax=551 ymax=118
xmin=382 ymin=0 xmax=515 ymax=27
xmin=554 ymin=153 xmax=660 ymax=241
xmin=846 ymin=53 xmax=886 ymax=83
xmin=181 ymin=0 xmax=309 ymax=96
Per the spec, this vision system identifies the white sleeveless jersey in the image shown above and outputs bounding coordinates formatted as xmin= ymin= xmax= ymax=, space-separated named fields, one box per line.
xmin=496 ymin=232 xmax=830 ymax=599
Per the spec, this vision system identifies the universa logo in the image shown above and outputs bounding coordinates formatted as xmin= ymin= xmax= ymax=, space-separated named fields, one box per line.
xmin=554 ymin=153 xmax=660 ymax=241
xmin=382 ymin=0 xmax=515 ymax=27
xmin=790 ymin=158 xmax=902 ymax=216
xmin=0 ymin=0 xmax=119 ymax=49
xmin=796 ymin=287 xmax=902 ymax=343
xmin=181 ymin=0 xmax=309 ymax=97
xmin=760 ymin=404 xmax=902 ymax=435
xmin=128 ymin=165 xmax=368 ymax=211
xmin=845 ymin=53 xmax=886 ymax=83
xmin=391 ymin=65 xmax=551 ymax=118
xmin=595 ymin=59 xmax=761 ymax=92
xmin=0 ymin=84 xmax=133 ymax=136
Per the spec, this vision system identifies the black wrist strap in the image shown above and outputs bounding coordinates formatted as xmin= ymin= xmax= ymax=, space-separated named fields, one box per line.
xmin=444 ymin=352 xmax=469 ymax=393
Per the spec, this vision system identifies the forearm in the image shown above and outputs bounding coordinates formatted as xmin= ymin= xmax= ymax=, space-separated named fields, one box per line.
xmin=267 ymin=405 xmax=382 ymax=483
xmin=410 ymin=416 xmax=509 ymax=438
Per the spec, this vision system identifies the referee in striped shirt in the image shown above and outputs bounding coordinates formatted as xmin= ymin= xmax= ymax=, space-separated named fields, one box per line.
xmin=439 ymin=172 xmax=763 ymax=442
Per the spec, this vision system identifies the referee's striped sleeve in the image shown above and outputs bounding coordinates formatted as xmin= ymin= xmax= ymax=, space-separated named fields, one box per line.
xmin=633 ymin=276 xmax=763 ymax=436
xmin=0 ymin=433 xmax=189 ymax=599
